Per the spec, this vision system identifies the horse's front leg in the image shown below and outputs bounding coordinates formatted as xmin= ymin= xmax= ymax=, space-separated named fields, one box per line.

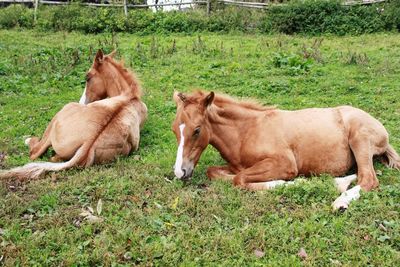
xmin=233 ymin=152 xmax=298 ymax=191
xmin=206 ymin=165 xmax=236 ymax=181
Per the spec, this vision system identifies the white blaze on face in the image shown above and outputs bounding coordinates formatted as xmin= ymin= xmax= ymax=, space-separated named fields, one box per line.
xmin=332 ymin=185 xmax=361 ymax=210
xmin=174 ymin=124 xmax=185 ymax=178
xmin=79 ymin=86 xmax=88 ymax=105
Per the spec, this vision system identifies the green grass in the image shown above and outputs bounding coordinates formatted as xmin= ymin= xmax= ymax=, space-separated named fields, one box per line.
xmin=0 ymin=30 xmax=399 ymax=265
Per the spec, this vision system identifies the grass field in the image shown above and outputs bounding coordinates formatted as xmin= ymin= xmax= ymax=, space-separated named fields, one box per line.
xmin=0 ymin=29 xmax=399 ymax=266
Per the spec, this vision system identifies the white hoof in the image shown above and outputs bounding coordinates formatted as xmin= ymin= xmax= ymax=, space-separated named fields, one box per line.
xmin=24 ymin=137 xmax=32 ymax=146
xmin=332 ymin=185 xmax=361 ymax=212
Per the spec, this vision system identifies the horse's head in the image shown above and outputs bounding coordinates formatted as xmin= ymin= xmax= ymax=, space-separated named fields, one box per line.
xmin=172 ymin=91 xmax=215 ymax=180
xmin=80 ymin=49 xmax=141 ymax=104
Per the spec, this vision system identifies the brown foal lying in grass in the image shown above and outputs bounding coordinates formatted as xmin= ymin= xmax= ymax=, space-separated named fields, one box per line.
xmin=0 ymin=50 xmax=147 ymax=181
xmin=171 ymin=91 xmax=400 ymax=211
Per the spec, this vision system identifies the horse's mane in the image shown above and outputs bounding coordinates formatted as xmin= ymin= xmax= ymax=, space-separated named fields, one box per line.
xmin=187 ymin=90 xmax=275 ymax=111
xmin=105 ymin=56 xmax=142 ymax=99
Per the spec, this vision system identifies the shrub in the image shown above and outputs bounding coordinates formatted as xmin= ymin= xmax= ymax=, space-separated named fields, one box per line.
xmin=0 ymin=4 xmax=34 ymax=29
xmin=383 ymin=0 xmax=400 ymax=31
xmin=0 ymin=1 xmax=399 ymax=35
xmin=263 ymin=0 xmax=387 ymax=35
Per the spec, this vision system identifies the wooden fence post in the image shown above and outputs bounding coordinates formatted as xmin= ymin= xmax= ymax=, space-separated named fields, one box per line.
xmin=34 ymin=0 xmax=39 ymax=24
xmin=124 ymin=0 xmax=128 ymax=17
xmin=207 ymin=0 xmax=211 ymax=15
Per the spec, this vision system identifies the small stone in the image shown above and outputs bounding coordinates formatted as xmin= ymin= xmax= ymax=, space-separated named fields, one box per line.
xmin=123 ymin=251 xmax=132 ymax=260
xmin=297 ymin=247 xmax=308 ymax=260
xmin=254 ymin=249 xmax=265 ymax=258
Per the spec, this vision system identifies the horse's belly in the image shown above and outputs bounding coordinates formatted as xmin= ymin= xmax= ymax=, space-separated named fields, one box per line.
xmin=93 ymin=143 xmax=131 ymax=164
xmin=295 ymin=139 xmax=354 ymax=176
xmin=281 ymin=107 xmax=354 ymax=176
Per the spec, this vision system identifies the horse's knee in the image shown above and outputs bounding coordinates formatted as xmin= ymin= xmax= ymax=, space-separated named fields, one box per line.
xmin=206 ymin=167 xmax=217 ymax=179
xmin=285 ymin=167 xmax=298 ymax=179
xmin=233 ymin=175 xmax=245 ymax=188
xmin=27 ymin=137 xmax=39 ymax=148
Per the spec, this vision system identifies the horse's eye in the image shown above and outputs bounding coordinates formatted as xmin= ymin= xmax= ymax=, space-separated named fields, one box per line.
xmin=193 ymin=127 xmax=201 ymax=137
xmin=86 ymin=75 xmax=91 ymax=82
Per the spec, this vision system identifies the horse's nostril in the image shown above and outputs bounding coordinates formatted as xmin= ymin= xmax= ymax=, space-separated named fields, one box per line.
xmin=182 ymin=168 xmax=187 ymax=178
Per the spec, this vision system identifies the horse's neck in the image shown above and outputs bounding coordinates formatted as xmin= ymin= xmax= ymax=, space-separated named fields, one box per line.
xmin=105 ymin=78 xmax=126 ymax=97
xmin=104 ymin=64 xmax=132 ymax=97
xmin=208 ymin=105 xmax=260 ymax=167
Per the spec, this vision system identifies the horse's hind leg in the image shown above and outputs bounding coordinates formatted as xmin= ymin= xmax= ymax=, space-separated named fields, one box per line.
xmin=332 ymin=132 xmax=380 ymax=210
xmin=26 ymin=119 xmax=55 ymax=160
xmin=351 ymin=133 xmax=382 ymax=191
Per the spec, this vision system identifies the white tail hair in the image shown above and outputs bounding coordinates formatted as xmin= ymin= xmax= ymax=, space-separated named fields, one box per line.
xmin=0 ymin=143 xmax=90 ymax=181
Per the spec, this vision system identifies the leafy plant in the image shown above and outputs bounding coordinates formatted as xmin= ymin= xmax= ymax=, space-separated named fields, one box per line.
xmin=272 ymin=52 xmax=313 ymax=75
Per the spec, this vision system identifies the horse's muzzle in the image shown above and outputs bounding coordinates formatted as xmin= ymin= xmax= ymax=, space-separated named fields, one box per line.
xmin=174 ymin=161 xmax=194 ymax=180
xmin=181 ymin=166 xmax=194 ymax=180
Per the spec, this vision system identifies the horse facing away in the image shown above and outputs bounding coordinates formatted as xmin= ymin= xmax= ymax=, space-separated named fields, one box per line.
xmin=171 ymin=91 xmax=400 ymax=211
xmin=0 ymin=50 xmax=147 ymax=180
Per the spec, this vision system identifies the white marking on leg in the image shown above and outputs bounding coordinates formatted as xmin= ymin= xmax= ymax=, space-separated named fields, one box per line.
xmin=79 ymin=86 xmax=88 ymax=105
xmin=332 ymin=185 xmax=361 ymax=211
xmin=256 ymin=179 xmax=300 ymax=190
xmin=24 ymin=138 xmax=31 ymax=146
xmin=259 ymin=180 xmax=287 ymax=189
xmin=174 ymin=124 xmax=185 ymax=178
xmin=334 ymin=174 xmax=357 ymax=193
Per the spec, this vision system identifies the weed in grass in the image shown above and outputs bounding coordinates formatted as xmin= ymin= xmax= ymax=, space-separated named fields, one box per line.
xmin=300 ymin=38 xmax=324 ymax=63
xmin=344 ymin=51 xmax=370 ymax=65
xmin=272 ymin=52 xmax=313 ymax=76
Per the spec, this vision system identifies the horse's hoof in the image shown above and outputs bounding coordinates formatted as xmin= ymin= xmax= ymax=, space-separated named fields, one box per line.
xmin=338 ymin=206 xmax=347 ymax=213
xmin=24 ymin=138 xmax=31 ymax=146
xmin=332 ymin=200 xmax=348 ymax=212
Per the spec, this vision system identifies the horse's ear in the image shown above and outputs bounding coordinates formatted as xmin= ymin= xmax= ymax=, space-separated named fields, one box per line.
xmin=173 ymin=91 xmax=186 ymax=106
xmin=94 ymin=49 xmax=104 ymax=66
xmin=203 ymin=92 xmax=214 ymax=107
xmin=108 ymin=50 xmax=117 ymax=58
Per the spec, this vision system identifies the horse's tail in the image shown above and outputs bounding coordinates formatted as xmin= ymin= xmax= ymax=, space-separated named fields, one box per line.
xmin=0 ymin=142 xmax=92 ymax=181
xmin=381 ymin=144 xmax=400 ymax=170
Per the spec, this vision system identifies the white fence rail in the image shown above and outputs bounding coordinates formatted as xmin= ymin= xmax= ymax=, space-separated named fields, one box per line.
xmin=0 ymin=0 xmax=388 ymax=20
xmin=0 ymin=0 xmax=209 ymax=21
xmin=218 ymin=0 xmax=387 ymax=9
